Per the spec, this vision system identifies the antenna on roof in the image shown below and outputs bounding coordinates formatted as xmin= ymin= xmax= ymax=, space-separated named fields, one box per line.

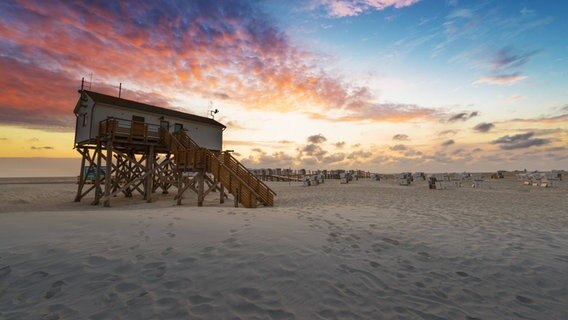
xmin=89 ymin=73 xmax=92 ymax=90
xmin=208 ymin=101 xmax=219 ymax=120
xmin=119 ymin=83 xmax=122 ymax=98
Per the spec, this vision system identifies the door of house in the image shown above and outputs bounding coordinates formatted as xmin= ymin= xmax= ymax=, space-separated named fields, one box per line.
xmin=132 ymin=115 xmax=145 ymax=137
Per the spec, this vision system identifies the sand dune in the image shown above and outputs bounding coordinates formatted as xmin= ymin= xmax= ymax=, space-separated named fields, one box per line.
xmin=0 ymin=176 xmax=567 ymax=319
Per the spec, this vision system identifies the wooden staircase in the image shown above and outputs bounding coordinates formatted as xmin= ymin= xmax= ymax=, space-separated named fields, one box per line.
xmin=161 ymin=129 xmax=275 ymax=208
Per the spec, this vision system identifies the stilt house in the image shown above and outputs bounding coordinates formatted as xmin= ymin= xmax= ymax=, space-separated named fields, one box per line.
xmin=73 ymin=90 xmax=275 ymax=208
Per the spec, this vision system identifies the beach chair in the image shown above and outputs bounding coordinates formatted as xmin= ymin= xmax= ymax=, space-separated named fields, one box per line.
xmin=544 ymin=172 xmax=560 ymax=188
xmin=309 ymin=175 xmax=319 ymax=186
xmin=396 ymin=173 xmax=411 ymax=186
xmin=302 ymin=176 xmax=311 ymax=187
xmin=472 ymin=174 xmax=485 ymax=188
xmin=450 ymin=173 xmax=463 ymax=187
xmin=340 ymin=173 xmax=348 ymax=184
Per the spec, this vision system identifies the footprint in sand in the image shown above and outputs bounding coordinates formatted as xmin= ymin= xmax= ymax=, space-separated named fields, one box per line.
xmin=369 ymin=261 xmax=380 ymax=268
xmin=45 ymin=280 xmax=65 ymax=299
xmin=188 ymin=294 xmax=213 ymax=305
xmin=456 ymin=271 xmax=469 ymax=277
xmin=177 ymin=257 xmax=197 ymax=264
xmin=115 ymin=282 xmax=139 ymax=293
xmin=0 ymin=265 xmax=11 ymax=278
xmin=234 ymin=287 xmax=263 ymax=300
xmin=381 ymin=238 xmax=400 ymax=246
xmin=161 ymin=247 xmax=174 ymax=256
xmin=142 ymin=262 xmax=166 ymax=279
xmin=166 ymin=232 xmax=176 ymax=238
xmin=516 ymin=295 xmax=533 ymax=304
xmin=221 ymin=237 xmax=241 ymax=249
xmin=164 ymin=278 xmax=193 ymax=291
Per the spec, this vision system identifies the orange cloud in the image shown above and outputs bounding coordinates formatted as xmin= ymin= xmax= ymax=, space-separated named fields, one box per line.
xmin=0 ymin=0 xmax=434 ymax=130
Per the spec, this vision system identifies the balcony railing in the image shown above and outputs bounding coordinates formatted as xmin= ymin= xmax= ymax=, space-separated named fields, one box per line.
xmin=98 ymin=118 xmax=161 ymax=143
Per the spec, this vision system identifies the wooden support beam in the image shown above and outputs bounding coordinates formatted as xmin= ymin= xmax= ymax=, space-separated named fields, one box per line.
xmin=146 ymin=145 xmax=154 ymax=203
xmin=103 ymin=140 xmax=113 ymax=207
xmin=92 ymin=141 xmax=102 ymax=205
xmin=197 ymin=170 xmax=205 ymax=207
xmin=176 ymin=171 xmax=183 ymax=205
xmin=74 ymin=148 xmax=87 ymax=202
xmin=220 ymin=183 xmax=225 ymax=204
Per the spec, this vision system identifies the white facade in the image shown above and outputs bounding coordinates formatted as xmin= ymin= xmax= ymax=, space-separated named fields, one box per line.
xmin=74 ymin=92 xmax=224 ymax=150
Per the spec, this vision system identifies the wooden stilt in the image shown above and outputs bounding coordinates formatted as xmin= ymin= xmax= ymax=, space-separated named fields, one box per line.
xmin=146 ymin=145 xmax=154 ymax=203
xmin=197 ymin=171 xmax=205 ymax=207
xmin=219 ymin=183 xmax=225 ymax=204
xmin=176 ymin=171 xmax=183 ymax=205
xmin=103 ymin=140 xmax=112 ymax=207
xmin=92 ymin=141 xmax=102 ymax=205
xmin=234 ymin=188 xmax=239 ymax=208
xmin=74 ymin=148 xmax=87 ymax=202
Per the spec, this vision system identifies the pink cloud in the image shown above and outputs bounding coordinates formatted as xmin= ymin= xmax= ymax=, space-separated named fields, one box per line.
xmin=318 ymin=0 xmax=420 ymax=17
xmin=0 ymin=0 xmax=432 ymax=130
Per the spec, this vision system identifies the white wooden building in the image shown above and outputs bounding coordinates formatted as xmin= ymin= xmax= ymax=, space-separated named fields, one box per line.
xmin=73 ymin=90 xmax=225 ymax=150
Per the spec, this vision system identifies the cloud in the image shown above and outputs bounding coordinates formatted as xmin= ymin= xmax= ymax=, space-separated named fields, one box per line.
xmin=502 ymin=95 xmax=523 ymax=104
xmin=317 ymin=0 xmax=420 ymax=18
xmin=224 ymin=120 xmax=248 ymax=130
xmin=473 ymin=74 xmax=527 ymax=85
xmin=491 ymin=132 xmax=550 ymax=150
xmin=302 ymin=144 xmax=328 ymax=158
xmin=390 ymin=144 xmax=408 ymax=151
xmin=31 ymin=146 xmax=54 ymax=150
xmin=441 ymin=139 xmax=455 ymax=147
xmin=0 ymin=0 xmax=433 ymax=130
xmin=438 ymin=129 xmax=459 ymax=136
xmin=447 ymin=111 xmax=479 ymax=122
xmin=334 ymin=141 xmax=346 ymax=148
xmin=308 ymin=102 xmax=438 ymax=123
xmin=212 ymin=92 xmax=230 ymax=100
xmin=392 ymin=134 xmax=409 ymax=141
xmin=322 ymin=152 xmax=346 ymax=163
xmin=473 ymin=122 xmax=495 ymax=133
xmin=347 ymin=150 xmax=372 ymax=160
xmin=307 ymin=134 xmax=327 ymax=144
xmin=491 ymin=47 xmax=538 ymax=71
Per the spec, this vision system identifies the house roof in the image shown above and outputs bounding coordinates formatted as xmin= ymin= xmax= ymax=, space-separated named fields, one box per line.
xmin=79 ymin=90 xmax=225 ymax=128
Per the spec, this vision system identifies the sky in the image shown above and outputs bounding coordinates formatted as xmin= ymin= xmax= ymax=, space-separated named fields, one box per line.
xmin=0 ymin=0 xmax=567 ymax=176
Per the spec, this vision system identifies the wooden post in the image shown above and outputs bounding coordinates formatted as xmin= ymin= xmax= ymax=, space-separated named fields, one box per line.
xmin=197 ymin=171 xmax=205 ymax=207
xmin=233 ymin=187 xmax=239 ymax=208
xmin=146 ymin=145 xmax=154 ymax=203
xmin=92 ymin=141 xmax=102 ymax=205
xmin=103 ymin=140 xmax=113 ymax=207
xmin=74 ymin=148 xmax=86 ymax=202
xmin=176 ymin=171 xmax=183 ymax=205
xmin=219 ymin=183 xmax=225 ymax=204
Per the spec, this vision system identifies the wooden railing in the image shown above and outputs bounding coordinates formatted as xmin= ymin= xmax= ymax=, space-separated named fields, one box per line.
xmin=99 ymin=118 xmax=161 ymax=143
xmin=161 ymin=128 xmax=275 ymax=208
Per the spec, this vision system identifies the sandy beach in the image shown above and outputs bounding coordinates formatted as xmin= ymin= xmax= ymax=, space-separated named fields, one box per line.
xmin=0 ymin=175 xmax=567 ymax=319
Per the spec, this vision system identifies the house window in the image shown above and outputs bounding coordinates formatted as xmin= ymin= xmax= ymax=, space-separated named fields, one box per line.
xmin=82 ymin=113 xmax=87 ymax=127
xmin=174 ymin=123 xmax=183 ymax=132
xmin=160 ymin=120 xmax=170 ymax=129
